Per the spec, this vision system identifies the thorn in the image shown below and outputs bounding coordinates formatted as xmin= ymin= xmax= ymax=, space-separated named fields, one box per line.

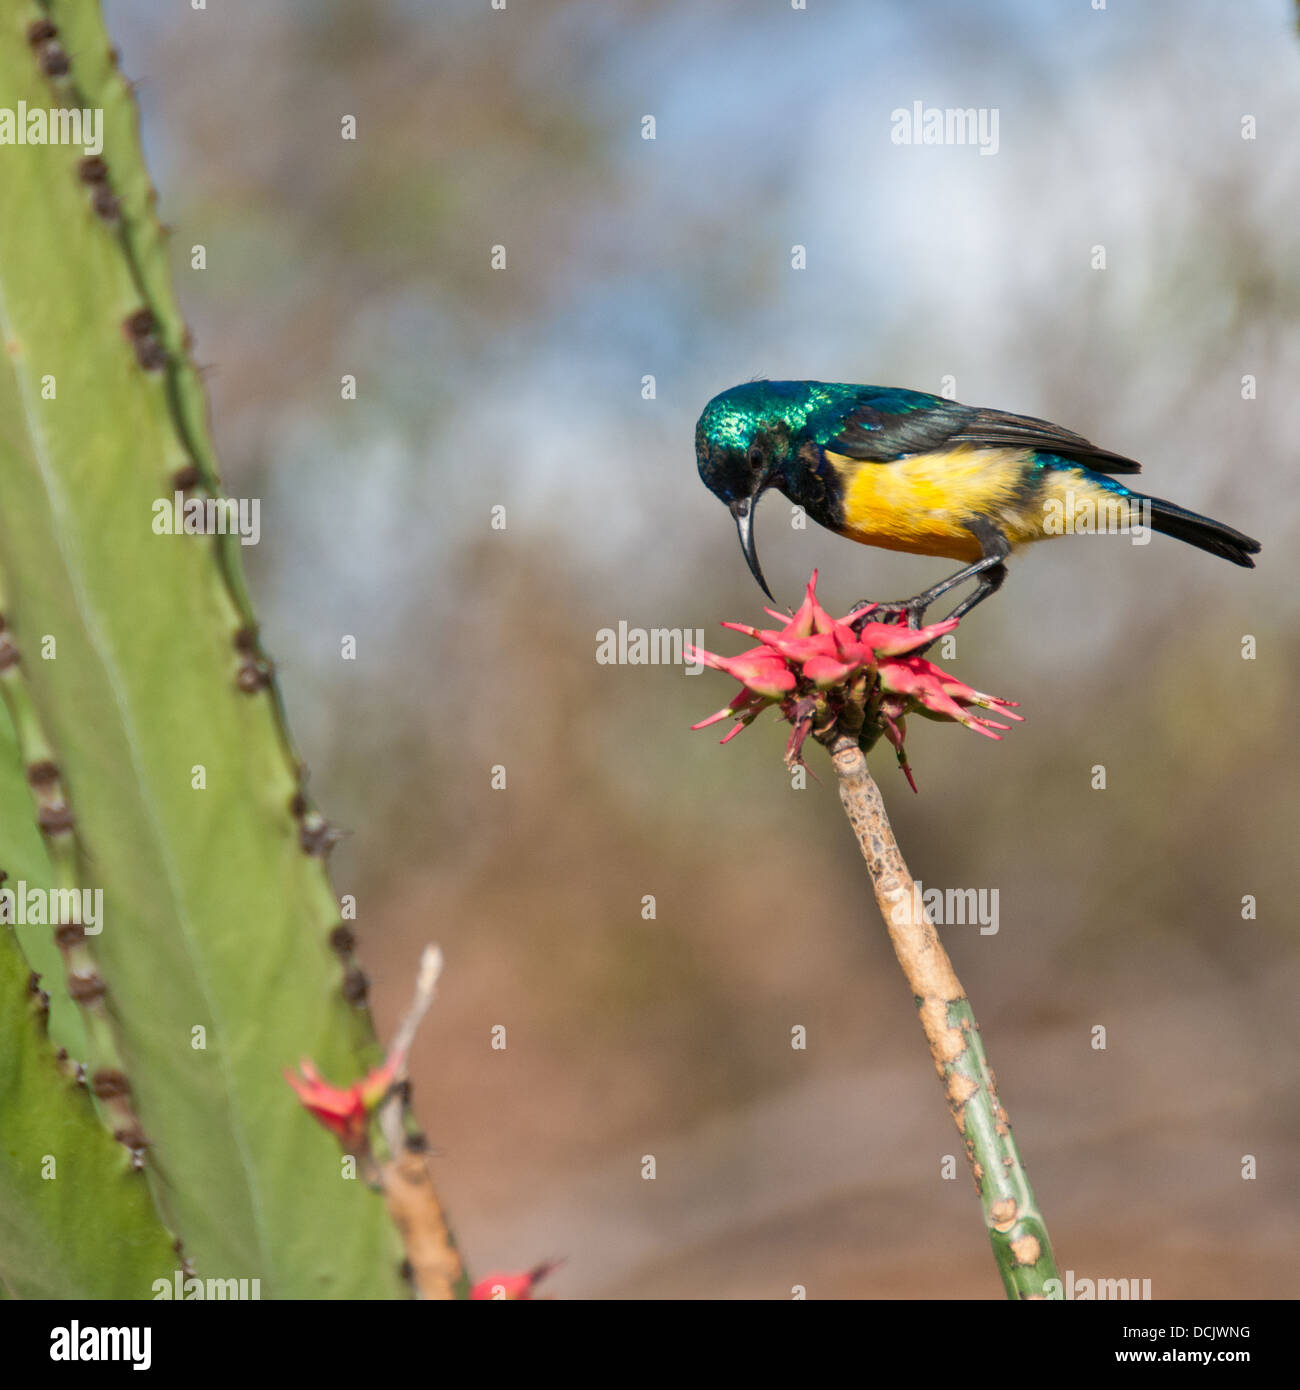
xmin=91 ymin=186 xmax=120 ymax=221
xmin=91 ymin=1069 xmax=132 ymax=1100
xmin=37 ymin=803 xmax=74 ymax=835
xmin=122 ymin=309 xmax=166 ymax=370
xmin=26 ymin=759 xmax=59 ymax=787
xmin=67 ymin=973 xmax=107 ymax=1004
xmin=112 ymin=1122 xmax=149 ymax=1152
xmin=299 ymin=815 xmax=344 ymax=856
xmin=236 ymin=660 xmax=272 ymax=693
xmin=39 ymin=46 xmax=71 ymax=78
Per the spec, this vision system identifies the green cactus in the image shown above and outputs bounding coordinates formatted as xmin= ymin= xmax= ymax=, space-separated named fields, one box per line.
xmin=0 ymin=922 xmax=179 ymax=1299
xmin=0 ymin=639 xmax=86 ymax=1065
xmin=1 ymin=661 xmax=178 ymax=1300
xmin=0 ymin=3 xmax=414 ymax=1297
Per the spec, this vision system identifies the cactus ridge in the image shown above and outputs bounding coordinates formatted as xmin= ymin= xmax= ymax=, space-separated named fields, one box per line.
xmin=1 ymin=917 xmax=180 ymax=1298
xmin=32 ymin=0 xmax=318 ymax=817
xmin=0 ymin=609 xmax=157 ymax=1174
xmin=0 ymin=2 xmax=410 ymax=1295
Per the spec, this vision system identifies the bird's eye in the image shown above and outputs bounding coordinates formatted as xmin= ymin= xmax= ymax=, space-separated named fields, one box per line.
xmin=747 ymin=445 xmax=764 ymax=469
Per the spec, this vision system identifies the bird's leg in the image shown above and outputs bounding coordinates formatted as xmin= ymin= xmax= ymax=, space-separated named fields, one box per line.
xmin=851 ymin=522 xmax=1011 ymax=631
xmin=937 ymin=559 xmax=1007 ymax=623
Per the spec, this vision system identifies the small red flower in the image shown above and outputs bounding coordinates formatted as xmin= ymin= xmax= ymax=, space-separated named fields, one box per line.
xmin=688 ymin=643 xmax=796 ymax=700
xmin=284 ymin=1049 xmax=403 ymax=1151
xmin=691 ymin=572 xmax=1022 ymax=789
xmin=469 ymin=1260 xmax=561 ymax=1301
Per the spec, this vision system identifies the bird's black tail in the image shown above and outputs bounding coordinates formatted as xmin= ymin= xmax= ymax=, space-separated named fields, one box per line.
xmin=1142 ymin=494 xmax=1261 ymax=568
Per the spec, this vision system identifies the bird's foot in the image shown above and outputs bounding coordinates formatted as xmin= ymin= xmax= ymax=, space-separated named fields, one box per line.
xmin=848 ymin=596 xmax=931 ymax=631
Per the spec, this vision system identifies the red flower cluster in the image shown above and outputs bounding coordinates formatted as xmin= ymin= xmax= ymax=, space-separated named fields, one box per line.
xmin=284 ymin=1049 xmax=404 ymax=1152
xmin=688 ymin=572 xmax=1021 ymax=790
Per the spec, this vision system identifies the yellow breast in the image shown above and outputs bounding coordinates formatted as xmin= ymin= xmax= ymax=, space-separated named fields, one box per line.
xmin=828 ymin=447 xmax=1133 ymax=562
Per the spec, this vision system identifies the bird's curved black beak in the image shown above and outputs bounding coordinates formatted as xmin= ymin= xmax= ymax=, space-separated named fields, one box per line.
xmin=729 ymin=494 xmax=774 ymax=602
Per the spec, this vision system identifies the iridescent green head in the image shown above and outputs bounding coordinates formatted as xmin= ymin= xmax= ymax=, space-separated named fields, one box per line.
xmin=695 ymin=380 xmax=841 ymax=599
xmin=695 ymin=382 xmax=806 ymax=496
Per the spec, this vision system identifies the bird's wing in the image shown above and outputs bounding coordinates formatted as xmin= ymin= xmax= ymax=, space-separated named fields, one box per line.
xmin=826 ymin=394 xmax=1142 ymax=475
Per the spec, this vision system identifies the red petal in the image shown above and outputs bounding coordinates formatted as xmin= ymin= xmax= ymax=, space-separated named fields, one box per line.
xmin=802 ymin=654 xmax=856 ymax=687
xmin=857 ymin=617 xmax=957 ymax=656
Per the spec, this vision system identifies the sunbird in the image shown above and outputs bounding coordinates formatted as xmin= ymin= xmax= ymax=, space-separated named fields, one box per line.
xmin=695 ymin=380 xmax=1260 ymax=623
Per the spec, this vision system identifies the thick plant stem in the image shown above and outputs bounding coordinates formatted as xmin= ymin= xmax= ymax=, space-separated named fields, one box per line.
xmin=380 ymin=1153 xmax=467 ymax=1301
xmin=827 ymin=734 xmax=1061 ymax=1300
xmin=376 ymin=947 xmax=469 ymax=1300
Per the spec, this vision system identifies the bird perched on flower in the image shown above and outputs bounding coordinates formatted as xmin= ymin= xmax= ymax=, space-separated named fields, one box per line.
xmin=695 ymin=380 xmax=1260 ymax=622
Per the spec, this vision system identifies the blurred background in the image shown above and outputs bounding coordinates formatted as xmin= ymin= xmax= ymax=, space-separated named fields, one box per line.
xmin=106 ymin=0 xmax=1299 ymax=1297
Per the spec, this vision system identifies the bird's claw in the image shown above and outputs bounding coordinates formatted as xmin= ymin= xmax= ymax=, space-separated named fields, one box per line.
xmin=849 ymin=597 xmax=931 ymax=630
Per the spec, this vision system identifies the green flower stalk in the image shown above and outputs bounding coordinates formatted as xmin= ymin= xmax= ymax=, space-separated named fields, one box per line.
xmin=691 ymin=574 xmax=1060 ymax=1299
